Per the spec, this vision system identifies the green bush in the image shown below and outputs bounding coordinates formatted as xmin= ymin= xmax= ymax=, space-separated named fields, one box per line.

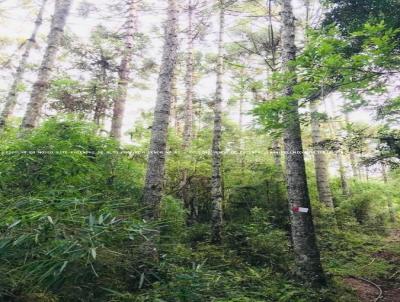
xmin=0 ymin=118 xmax=144 ymax=200
xmin=0 ymin=119 xmax=149 ymax=301
xmin=226 ymin=207 xmax=291 ymax=271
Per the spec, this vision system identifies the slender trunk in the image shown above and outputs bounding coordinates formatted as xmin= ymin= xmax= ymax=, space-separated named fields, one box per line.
xmin=183 ymin=0 xmax=194 ymax=148
xmin=357 ymin=165 xmax=363 ymax=180
xmin=344 ymin=111 xmax=359 ymax=179
xmin=325 ymin=100 xmax=350 ymax=196
xmin=239 ymin=96 xmax=243 ymax=132
xmin=93 ymin=63 xmax=108 ymax=128
xmin=210 ymin=0 xmax=225 ymax=244
xmin=0 ymin=0 xmax=48 ymax=129
xmin=337 ymin=152 xmax=350 ymax=196
xmin=349 ymin=152 xmax=359 ymax=178
xmin=306 ymin=0 xmax=334 ymax=210
xmin=381 ymin=164 xmax=396 ymax=222
xmin=143 ymin=0 xmax=179 ymax=221
xmin=170 ymin=69 xmax=179 ymax=131
xmin=93 ymin=98 xmax=106 ymax=127
xmin=180 ymin=0 xmax=197 ymax=225
xmin=21 ymin=0 xmax=73 ymax=129
xmin=310 ymin=100 xmax=335 ymax=209
xmin=281 ymin=0 xmax=325 ymax=286
xmin=110 ymin=0 xmax=138 ymax=141
xmin=93 ymin=102 xmax=101 ymax=126
xmin=271 ymin=139 xmax=283 ymax=173
xmin=239 ymin=92 xmax=245 ymax=174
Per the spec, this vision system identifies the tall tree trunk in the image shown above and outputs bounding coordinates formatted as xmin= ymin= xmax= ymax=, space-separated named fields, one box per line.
xmin=349 ymin=152 xmax=359 ymax=178
xmin=93 ymin=61 xmax=109 ymax=128
xmin=183 ymin=0 xmax=194 ymax=148
xmin=310 ymin=100 xmax=335 ymax=209
xmin=21 ymin=0 xmax=73 ymax=129
xmin=325 ymin=101 xmax=350 ymax=196
xmin=110 ymin=0 xmax=138 ymax=141
xmin=305 ymin=0 xmax=334 ymax=210
xmin=239 ymin=93 xmax=243 ymax=133
xmin=181 ymin=0 xmax=197 ymax=225
xmin=357 ymin=165 xmax=363 ymax=180
xmin=142 ymin=0 xmax=179 ymax=222
xmin=0 ymin=0 xmax=48 ymax=129
xmin=281 ymin=0 xmax=325 ymax=286
xmin=93 ymin=99 xmax=104 ymax=126
xmin=210 ymin=0 xmax=225 ymax=244
xmin=344 ymin=111 xmax=359 ymax=179
xmin=170 ymin=69 xmax=179 ymax=131
xmin=337 ymin=152 xmax=350 ymax=196
xmin=381 ymin=164 xmax=396 ymax=223
xmin=238 ymin=91 xmax=246 ymax=174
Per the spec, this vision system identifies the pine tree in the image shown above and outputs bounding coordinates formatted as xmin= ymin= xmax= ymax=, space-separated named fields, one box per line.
xmin=0 ymin=0 xmax=48 ymax=129
xmin=142 ymin=0 xmax=179 ymax=221
xmin=21 ymin=0 xmax=73 ymax=129
xmin=310 ymin=100 xmax=335 ymax=209
xmin=281 ymin=0 xmax=326 ymax=286
xmin=110 ymin=0 xmax=138 ymax=141
xmin=210 ymin=0 xmax=225 ymax=244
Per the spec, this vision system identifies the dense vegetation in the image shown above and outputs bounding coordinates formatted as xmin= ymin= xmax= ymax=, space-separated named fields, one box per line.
xmin=0 ymin=0 xmax=399 ymax=301
xmin=0 ymin=119 xmax=398 ymax=301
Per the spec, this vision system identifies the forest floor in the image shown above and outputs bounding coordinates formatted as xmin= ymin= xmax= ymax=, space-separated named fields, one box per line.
xmin=344 ymin=229 xmax=400 ymax=302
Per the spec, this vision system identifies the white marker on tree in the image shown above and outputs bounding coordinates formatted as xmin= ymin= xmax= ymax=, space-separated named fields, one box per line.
xmin=292 ymin=207 xmax=309 ymax=213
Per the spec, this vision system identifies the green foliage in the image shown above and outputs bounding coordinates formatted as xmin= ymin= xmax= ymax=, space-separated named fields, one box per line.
xmin=323 ymin=0 xmax=400 ymax=39
xmin=0 ymin=118 xmax=143 ymax=199
xmin=0 ymin=119 xmax=155 ymax=301
xmin=226 ymin=207 xmax=290 ymax=270
xmin=1 ymin=1 xmax=400 ymax=301
xmin=336 ymin=181 xmax=394 ymax=228
xmin=254 ymin=22 xmax=400 ymax=132
xmin=0 ymin=116 xmax=398 ymax=302
xmin=160 ymin=196 xmax=185 ymax=241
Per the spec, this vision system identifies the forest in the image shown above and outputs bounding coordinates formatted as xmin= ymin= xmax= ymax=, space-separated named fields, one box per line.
xmin=0 ymin=0 xmax=399 ymax=301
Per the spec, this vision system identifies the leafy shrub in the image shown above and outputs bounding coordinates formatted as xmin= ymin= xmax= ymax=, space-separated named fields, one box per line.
xmin=160 ymin=195 xmax=185 ymax=241
xmin=226 ymin=207 xmax=291 ymax=271
xmin=337 ymin=181 xmax=393 ymax=231
xmin=0 ymin=118 xmax=144 ymax=200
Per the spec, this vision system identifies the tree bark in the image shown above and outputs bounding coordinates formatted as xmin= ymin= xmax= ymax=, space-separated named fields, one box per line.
xmin=310 ymin=100 xmax=335 ymax=209
xmin=21 ymin=0 xmax=73 ymax=129
xmin=183 ymin=0 xmax=194 ymax=148
xmin=93 ymin=59 xmax=109 ymax=128
xmin=170 ymin=69 xmax=179 ymax=131
xmin=0 ymin=0 xmax=48 ymax=129
xmin=180 ymin=0 xmax=197 ymax=225
xmin=110 ymin=0 xmax=138 ymax=141
xmin=337 ymin=152 xmax=350 ymax=196
xmin=142 ymin=0 xmax=179 ymax=221
xmin=210 ymin=0 xmax=225 ymax=244
xmin=281 ymin=0 xmax=326 ymax=286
